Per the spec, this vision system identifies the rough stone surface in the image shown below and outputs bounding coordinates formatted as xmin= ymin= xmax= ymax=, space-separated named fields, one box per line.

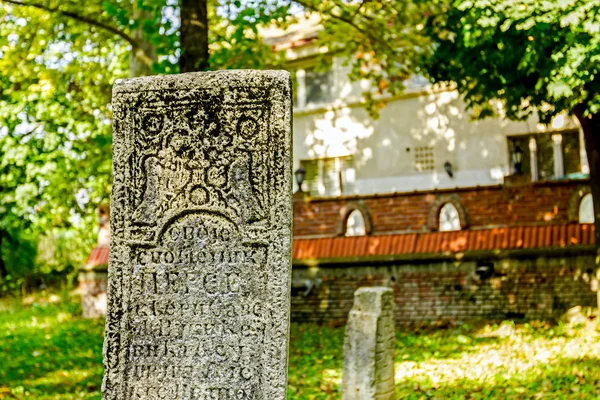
xmin=102 ymin=70 xmax=293 ymax=400
xmin=342 ymin=287 xmax=395 ymax=400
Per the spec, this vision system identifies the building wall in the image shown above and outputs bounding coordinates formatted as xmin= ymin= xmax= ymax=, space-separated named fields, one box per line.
xmin=294 ymin=179 xmax=590 ymax=237
xmin=291 ymin=253 xmax=597 ymax=325
xmin=290 ymin=52 xmax=585 ymax=194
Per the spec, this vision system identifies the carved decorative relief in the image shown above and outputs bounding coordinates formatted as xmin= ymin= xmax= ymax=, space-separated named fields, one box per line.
xmin=103 ymin=71 xmax=292 ymax=400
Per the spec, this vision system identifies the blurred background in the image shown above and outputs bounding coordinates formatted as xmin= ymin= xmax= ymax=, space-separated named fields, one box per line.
xmin=1 ymin=0 xmax=600 ymax=399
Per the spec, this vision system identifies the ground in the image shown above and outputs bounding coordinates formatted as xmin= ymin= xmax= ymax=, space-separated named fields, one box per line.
xmin=1 ymin=293 xmax=600 ymax=399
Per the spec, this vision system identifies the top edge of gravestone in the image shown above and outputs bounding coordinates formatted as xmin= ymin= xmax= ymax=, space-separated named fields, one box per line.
xmin=355 ymin=287 xmax=393 ymax=295
xmin=113 ymin=69 xmax=291 ymax=93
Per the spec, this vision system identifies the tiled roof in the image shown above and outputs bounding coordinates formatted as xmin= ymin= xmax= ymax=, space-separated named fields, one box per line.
xmin=86 ymin=247 xmax=109 ymax=267
xmin=292 ymin=223 xmax=595 ymax=260
xmin=86 ymin=223 xmax=594 ymax=267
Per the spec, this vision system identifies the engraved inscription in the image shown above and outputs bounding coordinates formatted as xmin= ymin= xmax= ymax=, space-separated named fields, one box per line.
xmin=126 ymin=214 xmax=267 ymax=398
xmin=103 ymin=71 xmax=292 ymax=400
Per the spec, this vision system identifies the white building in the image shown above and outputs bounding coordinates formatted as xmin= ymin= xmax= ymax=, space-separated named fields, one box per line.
xmin=265 ymin=16 xmax=588 ymax=197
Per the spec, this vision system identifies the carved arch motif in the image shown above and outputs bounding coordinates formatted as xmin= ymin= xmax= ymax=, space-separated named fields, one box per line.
xmin=336 ymin=201 xmax=373 ymax=236
xmin=427 ymin=194 xmax=468 ymax=231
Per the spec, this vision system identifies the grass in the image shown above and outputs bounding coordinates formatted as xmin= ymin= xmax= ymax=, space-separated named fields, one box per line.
xmin=2 ymin=294 xmax=600 ymax=399
xmin=0 ymin=293 xmax=104 ymax=399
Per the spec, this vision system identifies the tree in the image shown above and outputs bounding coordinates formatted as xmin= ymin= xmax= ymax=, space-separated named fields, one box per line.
xmin=0 ymin=1 xmax=126 ymax=283
xmin=0 ymin=0 xmax=432 ymax=283
xmin=180 ymin=0 xmax=209 ymax=72
xmin=425 ymin=0 xmax=600 ymax=298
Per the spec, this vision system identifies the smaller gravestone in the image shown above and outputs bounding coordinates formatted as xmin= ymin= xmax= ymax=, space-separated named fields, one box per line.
xmin=79 ymin=262 xmax=108 ymax=319
xmin=342 ymin=287 xmax=396 ymax=400
xmin=79 ymin=205 xmax=111 ymax=319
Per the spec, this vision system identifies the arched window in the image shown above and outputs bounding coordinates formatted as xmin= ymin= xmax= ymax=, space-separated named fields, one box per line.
xmin=439 ymin=203 xmax=461 ymax=232
xmin=579 ymin=193 xmax=594 ymax=223
xmin=346 ymin=210 xmax=366 ymax=236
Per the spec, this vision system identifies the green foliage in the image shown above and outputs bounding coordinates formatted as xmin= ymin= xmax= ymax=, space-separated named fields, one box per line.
xmin=0 ymin=0 xmax=436 ymax=282
xmin=426 ymin=0 xmax=600 ymax=122
xmin=3 ymin=296 xmax=600 ymax=399
xmin=0 ymin=229 xmax=36 ymax=278
xmin=0 ymin=2 xmax=124 ymax=282
xmin=293 ymin=0 xmax=435 ymax=117
xmin=209 ymin=0 xmax=292 ymax=70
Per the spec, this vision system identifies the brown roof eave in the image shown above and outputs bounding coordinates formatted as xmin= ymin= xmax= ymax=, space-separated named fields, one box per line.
xmin=292 ymin=245 xmax=597 ymax=268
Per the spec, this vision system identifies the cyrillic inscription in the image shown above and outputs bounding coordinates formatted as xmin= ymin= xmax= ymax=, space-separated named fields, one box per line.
xmin=103 ymin=71 xmax=292 ymax=400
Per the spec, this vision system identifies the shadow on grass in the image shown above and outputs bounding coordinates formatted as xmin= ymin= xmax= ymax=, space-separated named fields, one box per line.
xmin=396 ymin=357 xmax=600 ymax=399
xmin=395 ymin=321 xmax=573 ymax=363
xmin=2 ymin=297 xmax=597 ymax=400
xmin=0 ymin=298 xmax=104 ymax=399
xmin=287 ymin=323 xmax=345 ymax=399
xmin=396 ymin=330 xmax=502 ymax=363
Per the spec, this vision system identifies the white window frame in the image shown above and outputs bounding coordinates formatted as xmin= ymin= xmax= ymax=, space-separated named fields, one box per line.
xmin=346 ymin=209 xmax=366 ymax=236
xmin=300 ymin=156 xmax=354 ymax=197
xmin=579 ymin=193 xmax=594 ymax=223
xmin=293 ymin=65 xmax=333 ymax=110
xmin=439 ymin=203 xmax=461 ymax=232
xmin=509 ymin=131 xmax=580 ymax=181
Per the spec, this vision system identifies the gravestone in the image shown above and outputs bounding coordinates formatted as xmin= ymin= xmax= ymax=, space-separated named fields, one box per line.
xmin=102 ymin=70 xmax=293 ymax=400
xmin=342 ymin=287 xmax=396 ymax=400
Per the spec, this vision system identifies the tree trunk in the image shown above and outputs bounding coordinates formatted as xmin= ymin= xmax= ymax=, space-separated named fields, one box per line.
xmin=573 ymin=105 xmax=600 ymax=309
xmin=130 ymin=3 xmax=157 ymax=77
xmin=180 ymin=0 xmax=209 ymax=73
xmin=0 ymin=230 xmax=8 ymax=278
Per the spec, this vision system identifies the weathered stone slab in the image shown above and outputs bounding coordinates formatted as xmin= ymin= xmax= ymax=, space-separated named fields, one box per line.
xmin=342 ymin=287 xmax=396 ymax=400
xmin=79 ymin=265 xmax=108 ymax=319
xmin=102 ymin=70 xmax=293 ymax=400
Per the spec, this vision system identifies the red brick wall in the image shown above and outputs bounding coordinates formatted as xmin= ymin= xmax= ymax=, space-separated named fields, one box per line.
xmin=293 ymin=179 xmax=589 ymax=238
xmin=291 ymin=254 xmax=597 ymax=325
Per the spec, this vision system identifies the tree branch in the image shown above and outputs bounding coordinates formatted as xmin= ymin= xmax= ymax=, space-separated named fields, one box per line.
xmin=351 ymin=0 xmax=369 ymax=20
xmin=1 ymin=0 xmax=154 ymax=68
xmin=292 ymin=0 xmax=398 ymax=56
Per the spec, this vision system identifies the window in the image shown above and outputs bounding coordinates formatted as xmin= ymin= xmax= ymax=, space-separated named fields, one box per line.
xmin=290 ymin=69 xmax=298 ymax=107
xmin=508 ymin=136 xmax=532 ymax=175
xmin=300 ymin=156 xmax=354 ymax=197
xmin=563 ymin=131 xmax=582 ymax=175
xmin=414 ymin=146 xmax=434 ymax=172
xmin=292 ymin=66 xmax=333 ymax=108
xmin=508 ymin=130 xmax=581 ymax=180
xmin=305 ymin=67 xmax=333 ymax=105
xmin=536 ymin=134 xmax=555 ymax=179
xmin=439 ymin=203 xmax=461 ymax=231
xmin=345 ymin=210 xmax=366 ymax=236
xmin=579 ymin=193 xmax=594 ymax=223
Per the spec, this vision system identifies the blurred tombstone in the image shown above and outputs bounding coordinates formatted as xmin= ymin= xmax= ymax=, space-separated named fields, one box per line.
xmin=102 ymin=71 xmax=292 ymax=399
xmin=97 ymin=203 xmax=111 ymax=248
xmin=78 ymin=262 xmax=108 ymax=319
xmin=78 ymin=205 xmax=110 ymax=319
xmin=343 ymin=287 xmax=396 ymax=400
